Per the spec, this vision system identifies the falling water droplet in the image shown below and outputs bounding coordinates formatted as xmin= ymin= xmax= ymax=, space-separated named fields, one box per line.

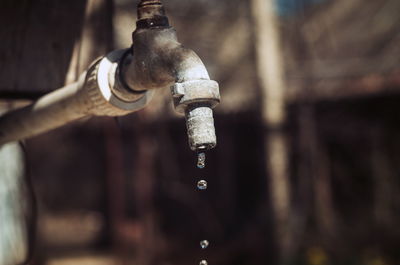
xmin=200 ymin=240 xmax=209 ymax=249
xmin=197 ymin=180 xmax=207 ymax=190
xmin=199 ymin=260 xmax=208 ymax=265
xmin=197 ymin=152 xmax=206 ymax=169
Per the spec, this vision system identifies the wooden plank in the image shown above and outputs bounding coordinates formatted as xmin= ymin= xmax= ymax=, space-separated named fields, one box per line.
xmin=251 ymin=0 xmax=293 ymax=263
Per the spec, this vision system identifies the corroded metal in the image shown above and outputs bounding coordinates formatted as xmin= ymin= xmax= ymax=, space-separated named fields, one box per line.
xmin=185 ymin=105 xmax=217 ymax=151
xmin=121 ymin=1 xmax=221 ymax=150
xmin=0 ymin=50 xmax=154 ymax=145
xmin=136 ymin=0 xmax=169 ymax=29
xmin=171 ymin=80 xmax=220 ymax=150
xmin=171 ymin=80 xmax=220 ymax=114
xmin=0 ymin=0 xmax=220 ymax=152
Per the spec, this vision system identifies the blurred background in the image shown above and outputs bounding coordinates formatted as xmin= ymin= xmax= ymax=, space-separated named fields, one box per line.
xmin=1 ymin=0 xmax=400 ymax=264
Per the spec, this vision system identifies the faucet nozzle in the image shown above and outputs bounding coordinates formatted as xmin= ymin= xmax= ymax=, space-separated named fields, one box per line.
xmin=171 ymin=80 xmax=220 ymax=151
xmin=186 ymin=105 xmax=216 ymax=151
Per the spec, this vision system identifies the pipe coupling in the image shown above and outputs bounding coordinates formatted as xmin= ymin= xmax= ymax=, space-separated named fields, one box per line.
xmin=85 ymin=49 xmax=154 ymax=116
xmin=171 ymin=80 xmax=220 ymax=151
xmin=171 ymin=80 xmax=220 ymax=113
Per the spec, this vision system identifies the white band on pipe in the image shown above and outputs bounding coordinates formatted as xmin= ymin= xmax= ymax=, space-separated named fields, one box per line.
xmin=97 ymin=49 xmax=154 ymax=112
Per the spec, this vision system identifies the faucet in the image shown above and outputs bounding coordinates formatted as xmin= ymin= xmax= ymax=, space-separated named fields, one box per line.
xmin=122 ymin=0 xmax=220 ymax=151
xmin=0 ymin=0 xmax=220 ymax=151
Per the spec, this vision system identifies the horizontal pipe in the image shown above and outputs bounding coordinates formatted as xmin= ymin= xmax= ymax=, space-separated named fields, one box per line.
xmin=0 ymin=75 xmax=89 ymax=145
xmin=0 ymin=15 xmax=220 ymax=152
xmin=0 ymin=50 xmax=154 ymax=145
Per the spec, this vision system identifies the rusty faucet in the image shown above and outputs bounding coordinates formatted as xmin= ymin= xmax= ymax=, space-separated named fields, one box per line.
xmin=122 ymin=0 xmax=220 ymax=150
xmin=0 ymin=0 xmax=220 ymax=151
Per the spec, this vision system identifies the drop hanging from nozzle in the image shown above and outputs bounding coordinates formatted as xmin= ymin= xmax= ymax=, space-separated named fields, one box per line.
xmin=197 ymin=152 xmax=206 ymax=169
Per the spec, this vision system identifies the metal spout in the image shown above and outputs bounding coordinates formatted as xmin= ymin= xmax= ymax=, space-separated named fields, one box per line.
xmin=122 ymin=0 xmax=221 ymax=151
xmin=0 ymin=0 xmax=220 ymax=150
xmin=185 ymin=105 xmax=216 ymax=151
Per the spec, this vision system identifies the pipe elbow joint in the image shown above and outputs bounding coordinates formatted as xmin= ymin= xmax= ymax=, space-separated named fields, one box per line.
xmin=121 ymin=26 xmax=221 ymax=151
xmin=122 ymin=27 xmax=211 ymax=89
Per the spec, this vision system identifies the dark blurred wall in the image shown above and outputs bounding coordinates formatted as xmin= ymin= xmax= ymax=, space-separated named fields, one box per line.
xmin=1 ymin=0 xmax=400 ymax=265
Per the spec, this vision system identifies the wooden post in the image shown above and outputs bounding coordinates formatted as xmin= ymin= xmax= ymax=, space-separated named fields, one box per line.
xmin=251 ymin=0 xmax=293 ymax=263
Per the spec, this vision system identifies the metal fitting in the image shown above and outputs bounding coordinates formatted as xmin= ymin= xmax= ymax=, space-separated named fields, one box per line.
xmin=136 ymin=0 xmax=169 ymax=29
xmin=171 ymin=80 xmax=220 ymax=151
xmin=171 ymin=80 xmax=220 ymax=113
xmin=124 ymin=0 xmax=222 ymax=152
xmin=92 ymin=49 xmax=154 ymax=115
xmin=0 ymin=49 xmax=154 ymax=145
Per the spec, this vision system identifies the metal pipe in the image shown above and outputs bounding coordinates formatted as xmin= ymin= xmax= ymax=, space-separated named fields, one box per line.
xmin=0 ymin=76 xmax=87 ymax=145
xmin=0 ymin=1 xmax=220 ymax=151
xmin=0 ymin=50 xmax=154 ymax=145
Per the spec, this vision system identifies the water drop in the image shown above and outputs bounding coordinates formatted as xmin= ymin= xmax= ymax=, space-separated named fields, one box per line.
xmin=200 ymin=240 xmax=209 ymax=249
xmin=197 ymin=152 xmax=206 ymax=169
xmin=197 ymin=180 xmax=207 ymax=190
xmin=199 ymin=260 xmax=208 ymax=265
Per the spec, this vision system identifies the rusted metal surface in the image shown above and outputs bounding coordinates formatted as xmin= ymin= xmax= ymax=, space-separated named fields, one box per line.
xmin=171 ymin=80 xmax=220 ymax=113
xmin=122 ymin=0 xmax=221 ymax=150
xmin=0 ymin=51 xmax=154 ymax=145
xmin=0 ymin=0 xmax=220 ymax=152
xmin=172 ymin=80 xmax=220 ymax=150
xmin=122 ymin=28 xmax=212 ymax=91
xmin=136 ymin=0 xmax=169 ymax=29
